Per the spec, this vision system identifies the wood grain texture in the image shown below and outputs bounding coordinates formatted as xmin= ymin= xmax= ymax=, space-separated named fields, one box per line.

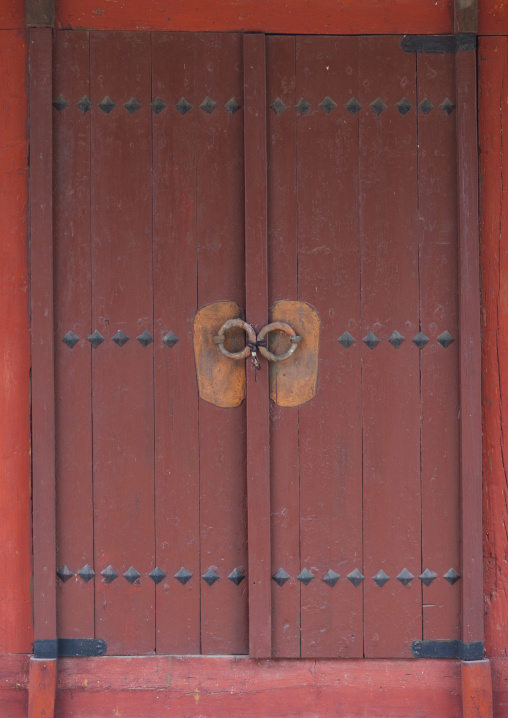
xmin=28 ymin=659 xmax=56 ymax=718
xmin=0 ymin=28 xmax=32 ymax=654
xmin=461 ymin=660 xmax=493 ymax=718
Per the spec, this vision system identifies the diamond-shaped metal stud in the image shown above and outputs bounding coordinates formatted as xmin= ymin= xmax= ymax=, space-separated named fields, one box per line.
xmin=137 ymin=330 xmax=153 ymax=347
xmin=200 ymin=96 xmax=217 ymax=114
xmin=228 ymin=568 xmax=245 ymax=585
xmin=370 ymin=98 xmax=387 ymax=116
xmin=174 ymin=567 xmax=192 ymax=585
xmin=53 ymin=94 xmax=70 ymax=113
xmin=225 ymin=97 xmax=241 ymax=115
xmin=77 ymin=96 xmax=92 ymax=113
xmin=270 ymin=98 xmax=287 ymax=115
xmin=439 ymin=98 xmax=455 ymax=115
xmin=338 ymin=331 xmax=355 ymax=348
xmin=150 ymin=97 xmax=166 ymax=114
xmin=202 ymin=568 xmax=219 ymax=586
xmin=363 ymin=331 xmax=380 ymax=350
xmin=101 ymin=565 xmax=118 ymax=583
xmin=437 ymin=331 xmax=454 ymax=348
xmin=373 ymin=569 xmax=390 ymax=587
xmin=322 ymin=569 xmax=340 ymax=587
xmin=175 ymin=97 xmax=193 ymax=115
xmin=412 ymin=331 xmax=430 ymax=349
xmin=388 ymin=330 xmax=405 ymax=349
xmin=112 ymin=330 xmax=129 ymax=347
xmin=419 ymin=568 xmax=438 ymax=586
xmin=396 ymin=98 xmax=412 ymax=116
xmin=123 ymin=566 xmax=141 ymax=584
xmin=149 ymin=567 xmax=166 ymax=584
xmin=78 ymin=564 xmax=96 ymax=583
xmin=419 ymin=98 xmax=434 ymax=115
xmin=319 ymin=96 xmax=337 ymax=114
xmin=297 ymin=568 xmax=314 ymax=585
xmin=344 ymin=97 xmax=362 ymax=115
xmin=162 ymin=331 xmax=179 ymax=348
xmin=62 ymin=331 xmax=80 ymax=349
xmin=98 ymin=96 xmax=116 ymax=114
xmin=88 ymin=330 xmax=104 ymax=348
xmin=295 ymin=98 xmax=311 ymax=115
xmin=444 ymin=568 xmax=460 ymax=585
xmin=272 ymin=568 xmax=290 ymax=587
xmin=347 ymin=568 xmax=364 ymax=587
xmin=397 ymin=568 xmax=414 ymax=586
xmin=124 ymin=97 xmax=142 ymax=115
xmin=57 ymin=565 xmax=73 ymax=582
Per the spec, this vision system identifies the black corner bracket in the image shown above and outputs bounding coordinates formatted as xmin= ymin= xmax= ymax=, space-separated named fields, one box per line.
xmin=34 ymin=638 xmax=107 ymax=658
xmin=411 ymin=639 xmax=484 ymax=660
xmin=401 ymin=34 xmax=477 ymax=54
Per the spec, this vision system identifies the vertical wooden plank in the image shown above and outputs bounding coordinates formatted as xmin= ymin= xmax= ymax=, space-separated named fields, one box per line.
xmin=359 ymin=36 xmax=421 ymax=658
xmin=295 ymin=36 xmax=363 ymax=658
xmin=90 ymin=31 xmax=155 ymax=655
xmin=456 ymin=44 xmax=483 ymax=646
xmin=196 ymin=33 xmax=248 ymax=654
xmin=266 ymin=34 xmax=300 ymax=658
xmin=417 ymin=51 xmax=461 ymax=642
xmin=244 ymin=32 xmax=271 ymax=658
xmin=53 ymin=30 xmax=94 ymax=640
xmin=152 ymin=32 xmax=200 ymax=655
xmin=30 ymin=26 xmax=57 ymax=651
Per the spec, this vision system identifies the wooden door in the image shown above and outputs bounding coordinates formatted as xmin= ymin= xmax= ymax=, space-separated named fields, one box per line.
xmin=51 ymin=31 xmax=462 ymax=659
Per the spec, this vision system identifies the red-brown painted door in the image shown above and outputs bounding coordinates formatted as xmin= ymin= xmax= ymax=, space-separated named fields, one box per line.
xmin=52 ymin=31 xmax=460 ymax=658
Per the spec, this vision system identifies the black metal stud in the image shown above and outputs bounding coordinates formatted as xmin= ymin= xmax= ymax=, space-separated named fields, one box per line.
xmin=174 ymin=567 xmax=192 ymax=585
xmin=295 ymin=98 xmax=311 ymax=115
xmin=162 ymin=331 xmax=179 ymax=348
xmin=150 ymin=97 xmax=166 ymax=114
xmin=297 ymin=568 xmax=314 ymax=585
xmin=200 ymin=96 xmax=217 ymax=114
xmin=347 ymin=569 xmax=364 ymax=586
xmin=175 ymin=97 xmax=193 ymax=115
xmin=270 ymin=98 xmax=287 ymax=115
xmin=338 ymin=331 xmax=355 ymax=348
xmin=373 ymin=570 xmax=390 ymax=587
xmin=88 ymin=330 xmax=104 ymax=348
xmin=397 ymin=568 xmax=414 ymax=586
xmin=78 ymin=564 xmax=96 ymax=583
xmin=319 ymin=96 xmax=337 ymax=114
xmin=439 ymin=98 xmax=455 ymax=115
xmin=396 ymin=98 xmax=412 ymax=115
xmin=149 ymin=567 xmax=166 ymax=584
xmin=202 ymin=568 xmax=219 ymax=586
xmin=62 ymin=331 xmax=80 ymax=349
xmin=225 ymin=97 xmax=241 ymax=115
xmin=344 ymin=97 xmax=362 ymax=115
xmin=412 ymin=331 xmax=430 ymax=349
xmin=137 ymin=330 xmax=153 ymax=347
xmin=388 ymin=330 xmax=405 ymax=348
xmin=419 ymin=568 xmax=437 ymax=586
xmin=437 ymin=331 xmax=454 ymax=348
xmin=228 ymin=568 xmax=245 ymax=585
xmin=322 ymin=569 xmax=340 ymax=587
xmin=101 ymin=565 xmax=118 ymax=584
xmin=53 ymin=94 xmax=70 ymax=113
xmin=419 ymin=98 xmax=434 ymax=115
xmin=444 ymin=568 xmax=460 ymax=585
xmin=57 ymin=565 xmax=74 ymax=583
xmin=370 ymin=97 xmax=387 ymax=116
xmin=123 ymin=566 xmax=141 ymax=584
xmin=77 ymin=96 xmax=92 ymax=114
xmin=124 ymin=97 xmax=142 ymax=114
xmin=112 ymin=330 xmax=129 ymax=347
xmin=98 ymin=96 xmax=116 ymax=114
xmin=363 ymin=331 xmax=380 ymax=350
xmin=272 ymin=568 xmax=290 ymax=587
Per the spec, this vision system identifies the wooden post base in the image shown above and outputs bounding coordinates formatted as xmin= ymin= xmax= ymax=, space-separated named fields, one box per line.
xmin=28 ymin=657 xmax=56 ymax=718
xmin=461 ymin=659 xmax=493 ymax=718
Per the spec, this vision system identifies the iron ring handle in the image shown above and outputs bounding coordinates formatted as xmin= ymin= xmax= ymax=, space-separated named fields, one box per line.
xmin=257 ymin=321 xmax=302 ymax=363
xmin=213 ymin=318 xmax=257 ymax=360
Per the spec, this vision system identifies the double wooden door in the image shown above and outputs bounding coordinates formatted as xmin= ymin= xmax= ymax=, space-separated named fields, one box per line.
xmin=52 ymin=31 xmax=461 ymax=659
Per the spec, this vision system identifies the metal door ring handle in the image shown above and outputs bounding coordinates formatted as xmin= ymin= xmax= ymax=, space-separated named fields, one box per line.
xmin=213 ymin=318 xmax=257 ymax=360
xmin=257 ymin=322 xmax=302 ymax=363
